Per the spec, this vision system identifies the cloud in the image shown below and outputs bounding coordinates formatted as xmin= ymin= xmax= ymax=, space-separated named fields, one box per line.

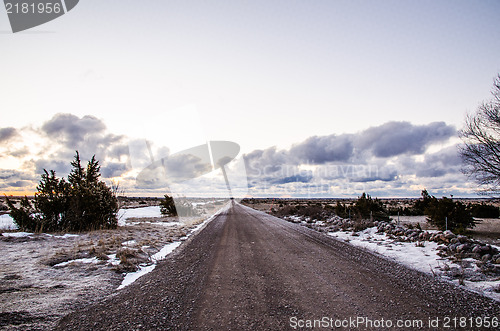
xmin=243 ymin=121 xmax=460 ymax=196
xmin=41 ymin=113 xmax=106 ymax=145
xmin=290 ymin=134 xmax=354 ymax=163
xmin=0 ymin=169 xmax=37 ymax=190
xmin=101 ymin=162 xmax=129 ymax=178
xmin=271 ymin=172 xmax=313 ymax=185
xmin=0 ymin=127 xmax=18 ymax=142
xmin=39 ymin=113 xmax=129 ymax=163
xmin=356 ymin=121 xmax=456 ymax=157
xmin=34 ymin=159 xmax=72 ymax=176
xmin=0 ymin=169 xmax=35 ymax=181
xmin=415 ymin=146 xmax=462 ymax=178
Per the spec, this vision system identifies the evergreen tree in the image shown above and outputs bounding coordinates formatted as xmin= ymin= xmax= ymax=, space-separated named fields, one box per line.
xmin=5 ymin=151 xmax=118 ymax=232
xmin=425 ymin=197 xmax=475 ymax=233
xmin=34 ymin=170 xmax=71 ymax=231
xmin=4 ymin=196 xmax=37 ymax=231
xmin=353 ymin=193 xmax=389 ymax=221
xmin=160 ymin=194 xmax=178 ymax=216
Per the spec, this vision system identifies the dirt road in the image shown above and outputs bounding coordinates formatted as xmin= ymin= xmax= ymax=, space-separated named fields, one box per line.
xmin=57 ymin=202 xmax=499 ymax=330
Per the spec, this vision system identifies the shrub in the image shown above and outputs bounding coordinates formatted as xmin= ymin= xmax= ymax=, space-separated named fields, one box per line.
xmin=335 ymin=202 xmax=349 ymax=218
xmin=5 ymin=151 xmax=118 ymax=232
xmin=160 ymin=195 xmax=198 ymax=217
xmin=425 ymin=196 xmax=475 ymax=233
xmin=160 ymin=194 xmax=177 ymax=216
xmin=353 ymin=193 xmax=389 ymax=221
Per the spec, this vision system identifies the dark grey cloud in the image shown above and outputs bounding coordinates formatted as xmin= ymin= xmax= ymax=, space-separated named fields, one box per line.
xmin=350 ymin=170 xmax=399 ymax=183
xmin=101 ymin=162 xmax=129 ymax=178
xmin=290 ymin=134 xmax=353 ymax=163
xmin=0 ymin=127 xmax=18 ymax=142
xmin=32 ymin=113 xmax=131 ymax=179
xmin=244 ymin=147 xmax=291 ymax=176
xmin=39 ymin=113 xmax=129 ymax=164
xmin=356 ymin=121 xmax=456 ymax=157
xmin=271 ymin=172 xmax=313 ymax=185
xmin=7 ymin=180 xmax=33 ymax=188
xmin=0 ymin=170 xmax=37 ymax=190
xmin=415 ymin=146 xmax=462 ymax=178
xmin=35 ymin=159 xmax=72 ymax=176
xmin=0 ymin=169 xmax=35 ymax=181
xmin=41 ymin=113 xmax=106 ymax=145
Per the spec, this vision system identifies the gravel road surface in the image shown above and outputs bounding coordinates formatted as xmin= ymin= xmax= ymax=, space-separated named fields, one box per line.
xmin=57 ymin=202 xmax=500 ymax=330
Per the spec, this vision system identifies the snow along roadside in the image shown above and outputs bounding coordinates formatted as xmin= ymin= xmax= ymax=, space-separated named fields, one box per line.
xmin=117 ymin=202 xmax=231 ymax=290
xmin=328 ymin=227 xmax=500 ymax=302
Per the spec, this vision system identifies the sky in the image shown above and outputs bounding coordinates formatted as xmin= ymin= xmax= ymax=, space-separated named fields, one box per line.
xmin=1 ymin=0 xmax=500 ymax=198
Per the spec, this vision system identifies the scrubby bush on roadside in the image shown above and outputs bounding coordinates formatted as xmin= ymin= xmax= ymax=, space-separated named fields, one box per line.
xmin=5 ymin=151 xmax=118 ymax=232
xmin=425 ymin=196 xmax=475 ymax=233
xmin=160 ymin=194 xmax=177 ymax=216
xmin=352 ymin=192 xmax=390 ymax=221
xmin=160 ymin=194 xmax=198 ymax=217
xmin=334 ymin=202 xmax=349 ymax=218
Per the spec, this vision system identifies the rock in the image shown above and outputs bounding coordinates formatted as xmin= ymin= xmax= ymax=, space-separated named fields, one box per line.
xmin=482 ymin=254 xmax=492 ymax=263
xmin=450 ymin=238 xmax=458 ymax=244
xmin=496 ymin=257 xmax=500 ymax=264
xmin=457 ymin=235 xmax=468 ymax=243
xmin=448 ymin=243 xmax=459 ymax=253
xmin=456 ymin=244 xmax=469 ymax=253
xmin=444 ymin=231 xmax=455 ymax=240
xmin=472 ymin=245 xmax=482 ymax=254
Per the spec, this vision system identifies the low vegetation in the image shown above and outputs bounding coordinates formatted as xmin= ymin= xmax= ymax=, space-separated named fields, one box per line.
xmin=245 ymin=189 xmax=498 ymax=234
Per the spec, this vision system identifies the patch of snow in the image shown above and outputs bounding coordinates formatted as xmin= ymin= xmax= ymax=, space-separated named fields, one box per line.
xmin=330 ymin=228 xmax=442 ymax=273
xmin=117 ymin=264 xmax=156 ymax=290
xmin=53 ymin=257 xmax=98 ymax=267
xmin=121 ymin=240 xmax=137 ymax=246
xmin=117 ymin=206 xmax=162 ymax=226
xmin=107 ymin=254 xmax=121 ymax=266
xmin=463 ymin=280 xmax=500 ymax=299
xmin=55 ymin=233 xmax=79 ymax=238
xmin=151 ymin=242 xmax=182 ymax=262
xmin=44 ymin=233 xmax=80 ymax=238
xmin=2 ymin=231 xmax=33 ymax=237
xmin=148 ymin=221 xmax=182 ymax=227
xmin=0 ymin=214 xmax=17 ymax=230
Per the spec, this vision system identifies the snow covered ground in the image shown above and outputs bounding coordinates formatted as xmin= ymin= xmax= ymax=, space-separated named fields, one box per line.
xmin=117 ymin=206 xmax=162 ymax=226
xmin=328 ymin=227 xmax=500 ymax=301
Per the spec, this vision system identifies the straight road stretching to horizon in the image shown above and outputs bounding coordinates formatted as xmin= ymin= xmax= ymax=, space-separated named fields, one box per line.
xmin=57 ymin=202 xmax=499 ymax=330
